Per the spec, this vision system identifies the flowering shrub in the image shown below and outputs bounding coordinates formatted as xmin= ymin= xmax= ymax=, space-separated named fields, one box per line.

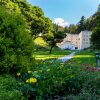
xmin=16 ymin=60 xmax=80 ymax=99
xmin=16 ymin=60 xmax=100 ymax=99
xmin=16 ymin=71 xmax=38 ymax=99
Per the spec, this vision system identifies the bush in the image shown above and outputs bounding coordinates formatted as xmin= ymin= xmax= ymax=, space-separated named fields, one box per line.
xmin=0 ymin=74 xmax=21 ymax=100
xmin=12 ymin=60 xmax=100 ymax=99
xmin=16 ymin=60 xmax=81 ymax=99
xmin=65 ymin=70 xmax=100 ymax=99
xmin=0 ymin=7 xmax=34 ymax=74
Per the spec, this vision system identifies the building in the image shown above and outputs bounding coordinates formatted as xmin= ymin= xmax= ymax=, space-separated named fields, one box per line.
xmin=57 ymin=41 xmax=75 ymax=50
xmin=78 ymin=31 xmax=92 ymax=50
xmin=57 ymin=31 xmax=92 ymax=50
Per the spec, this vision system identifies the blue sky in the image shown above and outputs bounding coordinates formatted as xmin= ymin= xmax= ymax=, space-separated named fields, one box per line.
xmin=27 ymin=0 xmax=100 ymax=26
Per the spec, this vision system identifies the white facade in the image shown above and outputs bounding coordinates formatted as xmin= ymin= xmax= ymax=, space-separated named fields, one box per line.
xmin=78 ymin=31 xmax=92 ymax=50
xmin=57 ymin=41 xmax=75 ymax=50
xmin=57 ymin=31 xmax=92 ymax=50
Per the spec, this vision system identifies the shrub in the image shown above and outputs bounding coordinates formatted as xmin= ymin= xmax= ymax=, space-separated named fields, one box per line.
xmin=16 ymin=60 xmax=100 ymax=99
xmin=16 ymin=60 xmax=80 ymax=99
xmin=0 ymin=74 xmax=21 ymax=100
xmin=0 ymin=7 xmax=34 ymax=74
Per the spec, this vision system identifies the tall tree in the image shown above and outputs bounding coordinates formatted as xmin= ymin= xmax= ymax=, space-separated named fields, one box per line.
xmin=85 ymin=16 xmax=96 ymax=31
xmin=91 ymin=5 xmax=100 ymax=49
xmin=68 ymin=24 xmax=77 ymax=34
xmin=91 ymin=28 xmax=100 ymax=49
xmin=77 ymin=16 xmax=86 ymax=33
xmin=64 ymin=26 xmax=69 ymax=33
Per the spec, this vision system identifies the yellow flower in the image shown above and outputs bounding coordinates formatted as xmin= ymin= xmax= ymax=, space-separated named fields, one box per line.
xmin=47 ymin=69 xmax=50 ymax=72
xmin=26 ymin=79 xmax=30 ymax=83
xmin=26 ymin=77 xmax=37 ymax=83
xmin=28 ymin=70 xmax=32 ymax=74
xmin=30 ymin=77 xmax=37 ymax=83
xmin=17 ymin=73 xmax=21 ymax=76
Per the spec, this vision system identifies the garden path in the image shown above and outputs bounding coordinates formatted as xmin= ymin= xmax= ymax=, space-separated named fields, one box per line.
xmin=58 ymin=52 xmax=76 ymax=62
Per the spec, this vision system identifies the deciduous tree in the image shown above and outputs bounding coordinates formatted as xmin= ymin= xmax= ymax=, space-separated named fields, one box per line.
xmin=43 ymin=24 xmax=65 ymax=54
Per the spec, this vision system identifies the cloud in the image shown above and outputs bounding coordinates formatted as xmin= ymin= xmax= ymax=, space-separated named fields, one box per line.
xmin=53 ymin=18 xmax=69 ymax=27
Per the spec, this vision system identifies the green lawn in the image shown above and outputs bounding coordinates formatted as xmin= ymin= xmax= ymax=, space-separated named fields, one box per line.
xmin=66 ymin=50 xmax=96 ymax=68
xmin=33 ymin=50 xmax=72 ymax=60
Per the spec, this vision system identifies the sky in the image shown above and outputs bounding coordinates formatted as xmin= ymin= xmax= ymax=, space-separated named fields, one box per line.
xmin=27 ymin=0 xmax=100 ymax=27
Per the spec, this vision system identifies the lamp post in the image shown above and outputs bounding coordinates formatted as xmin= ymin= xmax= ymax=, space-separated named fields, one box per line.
xmin=95 ymin=52 xmax=99 ymax=67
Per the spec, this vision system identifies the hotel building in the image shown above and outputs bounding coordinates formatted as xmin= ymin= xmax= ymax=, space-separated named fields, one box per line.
xmin=57 ymin=31 xmax=92 ymax=50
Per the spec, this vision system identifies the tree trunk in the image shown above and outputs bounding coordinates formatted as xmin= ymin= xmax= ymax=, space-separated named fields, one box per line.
xmin=49 ymin=45 xmax=55 ymax=54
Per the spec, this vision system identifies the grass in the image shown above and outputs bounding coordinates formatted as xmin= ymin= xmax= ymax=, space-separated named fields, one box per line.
xmin=66 ymin=50 xmax=96 ymax=68
xmin=33 ymin=49 xmax=72 ymax=60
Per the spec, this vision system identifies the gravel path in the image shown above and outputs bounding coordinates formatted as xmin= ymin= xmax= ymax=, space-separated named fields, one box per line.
xmin=58 ymin=52 xmax=76 ymax=62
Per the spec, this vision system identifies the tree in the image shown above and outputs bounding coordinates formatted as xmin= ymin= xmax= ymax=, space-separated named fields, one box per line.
xmin=85 ymin=4 xmax=100 ymax=31
xmin=64 ymin=26 xmax=69 ymax=33
xmin=97 ymin=4 xmax=100 ymax=12
xmin=0 ymin=7 xmax=34 ymax=74
xmin=31 ymin=15 xmax=53 ymax=38
xmin=91 ymin=28 xmax=100 ymax=49
xmin=43 ymin=24 xmax=65 ymax=54
xmin=85 ymin=17 xmax=96 ymax=31
xmin=0 ymin=0 xmax=53 ymax=38
xmin=68 ymin=24 xmax=77 ymax=34
xmin=91 ymin=6 xmax=100 ymax=49
xmin=77 ymin=16 xmax=86 ymax=33
xmin=91 ymin=5 xmax=100 ymax=49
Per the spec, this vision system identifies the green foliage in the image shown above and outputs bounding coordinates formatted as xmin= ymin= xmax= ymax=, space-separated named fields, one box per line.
xmin=16 ymin=61 xmax=79 ymax=99
xmin=91 ymin=10 xmax=100 ymax=50
xmin=1 ymin=51 xmax=100 ymax=99
xmin=31 ymin=12 xmax=53 ymax=38
xmin=34 ymin=37 xmax=49 ymax=51
xmin=77 ymin=16 xmax=86 ymax=33
xmin=66 ymin=71 xmax=100 ymax=99
xmin=95 ymin=11 xmax=100 ymax=27
xmin=85 ymin=16 xmax=96 ymax=31
xmin=66 ymin=24 xmax=77 ymax=34
xmin=0 ymin=0 xmax=53 ymax=38
xmin=63 ymin=16 xmax=87 ymax=34
xmin=0 ymin=0 xmax=21 ymax=13
xmin=0 ymin=74 xmax=21 ymax=100
xmin=97 ymin=4 xmax=100 ymax=12
xmin=91 ymin=27 xmax=100 ymax=49
xmin=16 ymin=71 xmax=38 ymax=99
xmin=64 ymin=5 xmax=100 ymax=34
xmin=43 ymin=24 xmax=66 ymax=54
xmin=0 ymin=7 xmax=34 ymax=73
xmin=16 ymin=58 xmax=100 ymax=99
